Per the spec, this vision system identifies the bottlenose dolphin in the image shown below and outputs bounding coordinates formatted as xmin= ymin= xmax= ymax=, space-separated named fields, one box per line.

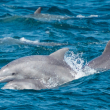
xmin=1 ymin=41 xmax=110 ymax=90
xmin=0 ymin=48 xmax=75 ymax=90
xmin=87 ymin=40 xmax=110 ymax=71
xmin=28 ymin=7 xmax=72 ymax=20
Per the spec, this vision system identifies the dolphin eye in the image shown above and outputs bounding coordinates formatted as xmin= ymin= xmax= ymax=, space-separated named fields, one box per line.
xmin=12 ymin=73 xmax=16 ymax=75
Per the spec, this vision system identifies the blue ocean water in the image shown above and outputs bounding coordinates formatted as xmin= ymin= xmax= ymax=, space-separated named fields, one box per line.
xmin=0 ymin=0 xmax=110 ymax=109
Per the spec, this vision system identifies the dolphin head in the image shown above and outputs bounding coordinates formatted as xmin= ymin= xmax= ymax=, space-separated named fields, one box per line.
xmin=0 ymin=55 xmax=48 ymax=83
xmin=0 ymin=48 xmax=71 ymax=86
xmin=0 ymin=62 xmax=27 ymax=83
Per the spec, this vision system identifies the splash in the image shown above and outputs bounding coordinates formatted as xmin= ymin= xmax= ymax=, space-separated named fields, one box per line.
xmin=65 ymin=51 xmax=96 ymax=79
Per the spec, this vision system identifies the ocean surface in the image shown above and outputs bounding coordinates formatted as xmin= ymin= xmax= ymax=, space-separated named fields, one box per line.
xmin=0 ymin=0 xmax=110 ymax=109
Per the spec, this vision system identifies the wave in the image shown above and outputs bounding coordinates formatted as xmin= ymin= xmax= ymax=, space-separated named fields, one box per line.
xmin=2 ymin=4 xmax=101 ymax=19
xmin=0 ymin=37 xmax=66 ymax=46
xmin=47 ymin=6 xmax=74 ymax=16
xmin=76 ymin=14 xmax=99 ymax=18
xmin=0 ymin=12 xmax=100 ymax=23
xmin=27 ymin=14 xmax=100 ymax=22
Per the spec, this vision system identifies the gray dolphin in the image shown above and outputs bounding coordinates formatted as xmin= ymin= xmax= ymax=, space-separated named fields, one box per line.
xmin=1 ymin=41 xmax=110 ymax=90
xmin=87 ymin=40 xmax=110 ymax=71
xmin=27 ymin=7 xmax=72 ymax=20
xmin=0 ymin=48 xmax=75 ymax=90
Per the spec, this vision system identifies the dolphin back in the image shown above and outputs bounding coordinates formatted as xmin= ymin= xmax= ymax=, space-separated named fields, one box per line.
xmin=34 ymin=7 xmax=42 ymax=14
xmin=102 ymin=40 xmax=110 ymax=54
xmin=50 ymin=48 xmax=69 ymax=61
xmin=88 ymin=40 xmax=110 ymax=71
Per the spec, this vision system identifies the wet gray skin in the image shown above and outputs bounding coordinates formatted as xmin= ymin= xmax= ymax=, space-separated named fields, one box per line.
xmin=0 ymin=48 xmax=75 ymax=90
xmin=87 ymin=40 xmax=110 ymax=71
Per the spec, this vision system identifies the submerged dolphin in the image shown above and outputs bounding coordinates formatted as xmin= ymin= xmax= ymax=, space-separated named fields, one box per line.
xmin=0 ymin=48 xmax=75 ymax=90
xmin=87 ymin=40 xmax=110 ymax=71
xmin=27 ymin=7 xmax=71 ymax=20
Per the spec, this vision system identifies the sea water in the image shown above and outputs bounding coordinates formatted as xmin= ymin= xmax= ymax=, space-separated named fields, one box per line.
xmin=0 ymin=0 xmax=110 ymax=109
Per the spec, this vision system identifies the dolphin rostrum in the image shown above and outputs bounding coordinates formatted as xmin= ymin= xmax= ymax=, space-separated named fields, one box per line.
xmin=0 ymin=48 xmax=75 ymax=90
xmin=87 ymin=40 xmax=110 ymax=71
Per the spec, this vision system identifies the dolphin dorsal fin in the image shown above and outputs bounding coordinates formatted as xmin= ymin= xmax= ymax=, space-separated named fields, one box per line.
xmin=34 ymin=7 xmax=42 ymax=14
xmin=103 ymin=40 xmax=110 ymax=54
xmin=50 ymin=48 xmax=69 ymax=61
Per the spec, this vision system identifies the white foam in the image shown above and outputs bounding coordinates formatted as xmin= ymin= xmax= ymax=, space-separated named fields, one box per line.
xmin=20 ymin=37 xmax=39 ymax=44
xmin=65 ymin=51 xmax=97 ymax=79
xmin=76 ymin=14 xmax=99 ymax=18
xmin=20 ymin=37 xmax=62 ymax=46
xmin=76 ymin=14 xmax=85 ymax=18
xmin=0 ymin=37 xmax=62 ymax=46
xmin=41 ymin=77 xmax=59 ymax=88
xmin=89 ymin=15 xmax=98 ymax=18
